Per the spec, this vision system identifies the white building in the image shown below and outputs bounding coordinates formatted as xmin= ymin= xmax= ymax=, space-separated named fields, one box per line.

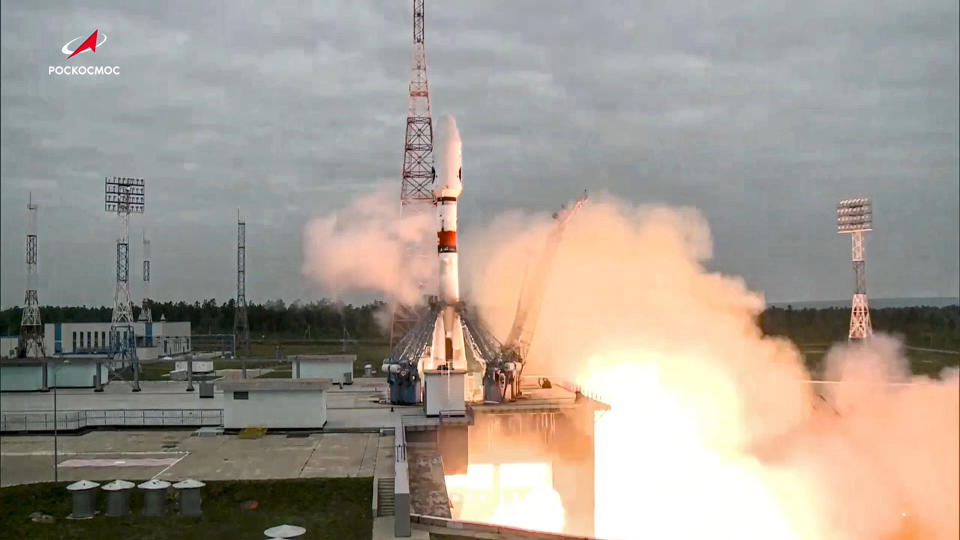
xmin=43 ymin=320 xmax=191 ymax=361
xmin=293 ymin=354 xmax=355 ymax=384
xmin=219 ymin=379 xmax=331 ymax=429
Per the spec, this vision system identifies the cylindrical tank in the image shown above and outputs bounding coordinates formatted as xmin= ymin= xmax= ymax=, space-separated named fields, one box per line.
xmin=173 ymin=478 xmax=206 ymax=517
xmin=264 ymin=524 xmax=307 ymax=538
xmin=66 ymin=480 xmax=100 ymax=519
xmin=138 ymin=479 xmax=171 ymax=516
xmin=102 ymin=479 xmax=134 ymax=517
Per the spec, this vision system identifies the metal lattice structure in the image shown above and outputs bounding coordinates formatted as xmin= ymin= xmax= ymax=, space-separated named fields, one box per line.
xmin=837 ymin=198 xmax=873 ymax=340
xmin=105 ymin=177 xmax=144 ymax=390
xmin=19 ymin=192 xmax=45 ymax=358
xmin=400 ymin=0 xmax=436 ymax=204
xmin=233 ymin=211 xmax=250 ymax=355
xmin=390 ymin=0 xmax=437 ymax=349
xmin=140 ymin=231 xmax=152 ymax=322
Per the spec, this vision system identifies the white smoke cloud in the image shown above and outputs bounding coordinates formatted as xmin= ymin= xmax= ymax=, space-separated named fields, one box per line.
xmin=298 ymin=147 xmax=958 ymax=539
xmin=301 ymin=117 xmax=464 ymax=308
xmin=301 ymin=185 xmax=434 ymax=305
xmin=465 ymin=195 xmax=959 ymax=539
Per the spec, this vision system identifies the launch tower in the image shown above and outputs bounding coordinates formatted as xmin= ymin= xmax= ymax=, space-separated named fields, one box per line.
xmin=390 ymin=0 xmax=436 ymax=348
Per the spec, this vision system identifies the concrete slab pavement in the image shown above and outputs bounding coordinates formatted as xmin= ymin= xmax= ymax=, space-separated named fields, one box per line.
xmin=0 ymin=430 xmax=394 ymax=487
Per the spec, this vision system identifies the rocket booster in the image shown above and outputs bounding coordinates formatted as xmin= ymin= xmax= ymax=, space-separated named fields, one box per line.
xmin=435 ymin=140 xmax=462 ymax=305
xmin=431 ymin=117 xmax=466 ymax=369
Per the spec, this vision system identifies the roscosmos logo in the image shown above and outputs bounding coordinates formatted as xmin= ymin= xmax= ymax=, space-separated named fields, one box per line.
xmin=62 ymin=29 xmax=108 ymax=59
xmin=49 ymin=29 xmax=120 ymax=76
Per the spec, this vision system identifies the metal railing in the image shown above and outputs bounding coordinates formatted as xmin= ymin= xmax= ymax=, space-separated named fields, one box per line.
xmin=1 ymin=408 xmax=223 ymax=432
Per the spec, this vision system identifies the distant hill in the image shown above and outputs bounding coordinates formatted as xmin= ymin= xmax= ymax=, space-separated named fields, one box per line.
xmin=769 ymin=297 xmax=960 ymax=309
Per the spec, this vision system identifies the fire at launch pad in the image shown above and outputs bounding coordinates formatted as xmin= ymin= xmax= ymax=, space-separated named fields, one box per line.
xmin=367 ymin=2 xmax=960 ymax=539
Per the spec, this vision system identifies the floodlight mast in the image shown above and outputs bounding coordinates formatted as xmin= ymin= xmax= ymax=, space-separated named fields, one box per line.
xmin=105 ymin=176 xmax=145 ymax=391
xmin=837 ymin=197 xmax=873 ymax=340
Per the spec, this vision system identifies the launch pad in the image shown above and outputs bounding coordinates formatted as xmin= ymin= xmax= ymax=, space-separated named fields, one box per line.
xmin=397 ymin=380 xmax=605 ymax=538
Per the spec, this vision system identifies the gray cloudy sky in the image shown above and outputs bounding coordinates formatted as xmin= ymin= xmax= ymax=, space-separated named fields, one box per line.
xmin=1 ymin=0 xmax=957 ymax=308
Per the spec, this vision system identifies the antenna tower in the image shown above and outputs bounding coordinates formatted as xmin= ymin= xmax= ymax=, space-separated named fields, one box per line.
xmin=390 ymin=0 xmax=436 ymax=348
xmin=140 ymin=230 xmax=152 ymax=322
xmin=19 ymin=192 xmax=45 ymax=358
xmin=234 ymin=211 xmax=251 ymax=355
xmin=837 ymin=198 xmax=873 ymax=340
xmin=105 ymin=176 xmax=144 ymax=390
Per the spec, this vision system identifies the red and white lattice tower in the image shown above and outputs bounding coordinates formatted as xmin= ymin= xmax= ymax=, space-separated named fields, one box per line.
xmin=837 ymin=198 xmax=873 ymax=340
xmin=19 ymin=192 xmax=45 ymax=358
xmin=390 ymin=0 xmax=436 ymax=348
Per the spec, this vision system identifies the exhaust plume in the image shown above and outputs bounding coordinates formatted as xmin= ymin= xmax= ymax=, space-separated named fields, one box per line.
xmin=465 ymin=195 xmax=959 ymax=539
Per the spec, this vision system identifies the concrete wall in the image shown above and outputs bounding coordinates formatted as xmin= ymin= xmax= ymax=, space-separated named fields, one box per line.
xmin=423 ymin=371 xmax=465 ymax=416
xmin=0 ymin=362 xmax=109 ymax=391
xmin=395 ymin=422 xmax=411 ymax=537
xmin=0 ymin=364 xmax=44 ymax=391
xmin=297 ymin=356 xmax=354 ymax=384
xmin=175 ymin=360 xmax=214 ymax=373
xmin=222 ymin=389 xmax=327 ymax=429
xmin=460 ymin=409 xmax=597 ymax=537
xmin=49 ymin=363 xmax=110 ymax=388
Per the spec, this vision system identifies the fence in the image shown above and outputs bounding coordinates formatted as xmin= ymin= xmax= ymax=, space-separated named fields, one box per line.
xmin=1 ymin=408 xmax=223 ymax=432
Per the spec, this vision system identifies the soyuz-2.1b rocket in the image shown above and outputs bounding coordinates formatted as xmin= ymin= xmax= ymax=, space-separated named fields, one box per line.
xmin=429 ymin=117 xmax=467 ymax=370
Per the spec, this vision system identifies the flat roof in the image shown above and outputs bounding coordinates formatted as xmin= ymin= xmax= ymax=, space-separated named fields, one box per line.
xmin=0 ymin=357 xmax=105 ymax=365
xmin=294 ymin=354 xmax=356 ymax=362
xmin=218 ymin=378 xmax=332 ymax=392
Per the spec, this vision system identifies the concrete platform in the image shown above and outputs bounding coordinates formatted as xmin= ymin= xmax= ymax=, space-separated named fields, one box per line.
xmin=0 ymin=377 xmax=394 ymax=413
xmin=0 ymin=430 xmax=391 ymax=487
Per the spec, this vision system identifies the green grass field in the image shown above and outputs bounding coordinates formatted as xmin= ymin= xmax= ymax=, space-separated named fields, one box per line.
xmin=241 ymin=341 xmax=391 ymax=369
xmin=134 ymin=340 xmax=391 ymax=381
xmin=0 ymin=478 xmax=372 ymax=540
xmin=798 ymin=344 xmax=959 ymax=378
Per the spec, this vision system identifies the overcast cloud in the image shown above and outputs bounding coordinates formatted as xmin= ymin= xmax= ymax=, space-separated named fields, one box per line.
xmin=1 ymin=0 xmax=957 ymax=308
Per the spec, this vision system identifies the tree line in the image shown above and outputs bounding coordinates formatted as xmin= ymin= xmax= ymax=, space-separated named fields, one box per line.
xmin=0 ymin=301 xmax=957 ymax=350
xmin=0 ymin=299 xmax=389 ymax=341
xmin=760 ymin=305 xmax=960 ymax=350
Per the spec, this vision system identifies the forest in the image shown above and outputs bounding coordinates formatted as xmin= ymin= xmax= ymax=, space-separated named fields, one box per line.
xmin=1 ymin=300 xmax=958 ymax=351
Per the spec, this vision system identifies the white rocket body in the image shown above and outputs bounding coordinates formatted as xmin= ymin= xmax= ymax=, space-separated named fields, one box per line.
xmin=429 ymin=121 xmax=466 ymax=370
